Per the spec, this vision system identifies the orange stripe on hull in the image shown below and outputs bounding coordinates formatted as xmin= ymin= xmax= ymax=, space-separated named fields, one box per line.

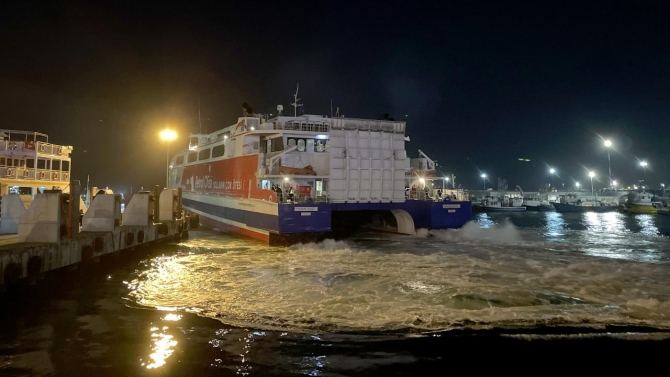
xmin=199 ymin=215 xmax=270 ymax=243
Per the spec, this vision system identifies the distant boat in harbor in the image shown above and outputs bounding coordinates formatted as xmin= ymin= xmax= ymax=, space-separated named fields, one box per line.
xmin=515 ymin=185 xmax=553 ymax=211
xmin=623 ymin=191 xmax=662 ymax=214
xmin=473 ymin=195 xmax=526 ymax=212
xmin=551 ymin=194 xmax=618 ymax=213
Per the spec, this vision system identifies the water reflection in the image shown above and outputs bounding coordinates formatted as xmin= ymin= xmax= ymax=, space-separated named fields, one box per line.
xmin=474 ymin=213 xmax=494 ymax=228
xmin=543 ymin=211 xmax=566 ymax=239
xmin=141 ymin=313 xmax=182 ymax=369
xmin=144 ymin=327 xmax=177 ymax=369
xmin=635 ymin=214 xmax=659 ymax=236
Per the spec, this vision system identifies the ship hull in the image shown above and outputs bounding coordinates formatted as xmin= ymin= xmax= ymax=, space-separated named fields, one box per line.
xmin=624 ymin=203 xmax=659 ymax=214
xmin=473 ymin=205 xmax=526 ymax=213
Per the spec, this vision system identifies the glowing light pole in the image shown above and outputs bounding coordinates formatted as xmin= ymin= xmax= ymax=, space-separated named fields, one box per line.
xmin=159 ymin=129 xmax=177 ymax=188
xmin=575 ymin=182 xmax=580 ymax=190
xmin=589 ymin=171 xmax=596 ymax=201
xmin=481 ymin=173 xmax=487 ymax=190
xmin=549 ymin=168 xmax=555 ymax=191
xmin=604 ymin=139 xmax=612 ymax=183
xmin=640 ymin=161 xmax=648 ymax=189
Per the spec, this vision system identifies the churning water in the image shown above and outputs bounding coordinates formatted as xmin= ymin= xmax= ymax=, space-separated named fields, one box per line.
xmin=127 ymin=211 xmax=670 ymax=333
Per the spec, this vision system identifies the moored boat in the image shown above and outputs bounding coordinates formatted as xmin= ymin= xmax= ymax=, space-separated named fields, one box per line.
xmin=551 ymin=195 xmax=619 ymax=213
xmin=473 ymin=195 xmax=526 ymax=212
xmin=515 ymin=185 xmax=553 ymax=211
xmin=623 ymin=191 xmax=661 ymax=214
xmin=0 ymin=130 xmax=72 ymax=201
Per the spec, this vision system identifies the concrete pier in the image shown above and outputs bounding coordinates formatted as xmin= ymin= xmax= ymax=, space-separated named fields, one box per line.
xmin=0 ymin=183 xmax=196 ymax=288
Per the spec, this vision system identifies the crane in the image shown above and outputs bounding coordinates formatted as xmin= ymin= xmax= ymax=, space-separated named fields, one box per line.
xmin=516 ymin=185 xmax=525 ymax=198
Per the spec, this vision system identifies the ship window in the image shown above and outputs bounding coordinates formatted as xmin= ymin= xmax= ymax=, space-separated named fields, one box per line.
xmin=37 ymin=159 xmax=46 ymax=169
xmin=271 ymin=138 xmax=284 ymax=152
xmin=36 ymin=135 xmax=47 ymax=143
xmin=175 ymin=155 xmax=184 ymax=165
xmin=212 ymin=145 xmax=225 ymax=158
xmin=52 ymin=160 xmax=61 ymax=170
xmin=26 ymin=159 xmax=34 ymax=168
xmin=198 ymin=148 xmax=211 ymax=160
xmin=187 ymin=152 xmax=197 ymax=163
xmin=9 ymin=133 xmax=26 ymax=141
xmin=62 ymin=161 xmax=69 ymax=171
xmin=0 ymin=158 xmax=4 ymax=165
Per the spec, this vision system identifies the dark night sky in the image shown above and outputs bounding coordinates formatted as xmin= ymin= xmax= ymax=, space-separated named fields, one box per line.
xmin=1 ymin=1 xmax=669 ymax=193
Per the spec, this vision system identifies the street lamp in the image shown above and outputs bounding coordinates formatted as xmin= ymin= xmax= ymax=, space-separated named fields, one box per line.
xmin=481 ymin=173 xmax=487 ymax=190
xmin=549 ymin=168 xmax=555 ymax=191
xmin=575 ymin=182 xmax=580 ymax=190
xmin=589 ymin=171 xmax=595 ymax=200
xmin=640 ymin=161 xmax=648 ymax=189
xmin=443 ymin=176 xmax=449 ymax=190
xmin=159 ymin=129 xmax=177 ymax=188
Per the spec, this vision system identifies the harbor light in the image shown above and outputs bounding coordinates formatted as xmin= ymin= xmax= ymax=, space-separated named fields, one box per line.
xmin=284 ymin=177 xmax=289 ymax=182
xmin=159 ymin=129 xmax=177 ymax=188
xmin=589 ymin=172 xmax=595 ymax=199
xmin=481 ymin=173 xmax=487 ymax=190
xmin=640 ymin=161 xmax=648 ymax=168
xmin=612 ymin=180 xmax=617 ymax=188
xmin=160 ymin=129 xmax=177 ymax=141
xmin=575 ymin=182 xmax=580 ymax=189
xmin=549 ymin=168 xmax=555 ymax=174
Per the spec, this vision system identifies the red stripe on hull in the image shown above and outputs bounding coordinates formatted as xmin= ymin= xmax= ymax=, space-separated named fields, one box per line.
xmin=199 ymin=215 xmax=270 ymax=243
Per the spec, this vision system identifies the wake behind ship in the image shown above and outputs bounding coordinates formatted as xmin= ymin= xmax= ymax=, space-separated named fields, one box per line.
xmin=168 ymin=101 xmax=471 ymax=244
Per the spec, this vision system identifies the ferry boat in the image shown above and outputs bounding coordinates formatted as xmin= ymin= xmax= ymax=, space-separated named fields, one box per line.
xmin=169 ymin=95 xmax=472 ymax=244
xmin=0 ymin=130 xmax=72 ymax=206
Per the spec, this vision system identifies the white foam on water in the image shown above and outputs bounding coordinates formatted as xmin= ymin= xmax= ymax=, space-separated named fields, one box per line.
xmin=126 ymin=228 xmax=670 ymax=333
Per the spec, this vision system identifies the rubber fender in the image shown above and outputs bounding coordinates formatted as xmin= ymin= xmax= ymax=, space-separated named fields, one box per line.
xmin=138 ymin=230 xmax=145 ymax=244
xmin=126 ymin=232 xmax=134 ymax=246
xmin=157 ymin=223 xmax=169 ymax=236
xmin=4 ymin=263 xmax=22 ymax=285
xmin=94 ymin=236 xmax=104 ymax=253
xmin=81 ymin=245 xmax=93 ymax=260
xmin=190 ymin=214 xmax=199 ymax=229
xmin=27 ymin=256 xmax=43 ymax=278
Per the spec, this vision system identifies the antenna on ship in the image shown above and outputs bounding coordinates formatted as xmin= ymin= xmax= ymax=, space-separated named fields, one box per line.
xmin=198 ymin=93 xmax=202 ymax=134
xmin=290 ymin=83 xmax=303 ymax=117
